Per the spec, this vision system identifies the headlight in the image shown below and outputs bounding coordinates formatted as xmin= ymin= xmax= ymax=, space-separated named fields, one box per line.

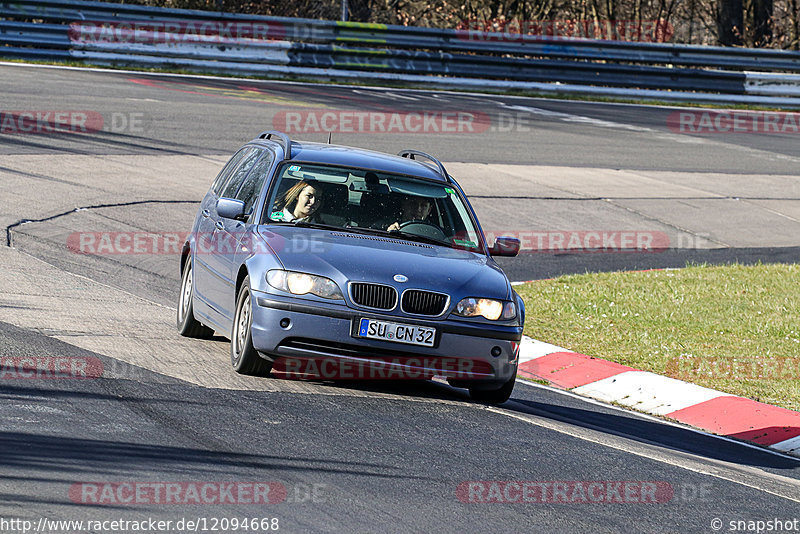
xmin=453 ymin=298 xmax=516 ymax=321
xmin=267 ymin=270 xmax=343 ymax=300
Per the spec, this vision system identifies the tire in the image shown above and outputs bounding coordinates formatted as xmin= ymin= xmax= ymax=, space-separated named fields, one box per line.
xmin=231 ymin=275 xmax=272 ymax=376
xmin=177 ymin=258 xmax=214 ymax=339
xmin=469 ymin=375 xmax=516 ymax=405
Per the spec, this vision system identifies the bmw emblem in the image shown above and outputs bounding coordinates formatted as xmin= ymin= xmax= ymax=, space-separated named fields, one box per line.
xmin=393 ymin=274 xmax=408 ymax=283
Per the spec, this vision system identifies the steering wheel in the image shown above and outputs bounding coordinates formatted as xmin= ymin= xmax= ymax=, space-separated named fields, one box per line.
xmin=397 ymin=220 xmax=447 ymax=241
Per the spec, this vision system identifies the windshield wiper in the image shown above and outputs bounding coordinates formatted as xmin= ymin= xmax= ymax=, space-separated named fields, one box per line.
xmin=391 ymin=230 xmax=449 ymax=247
xmin=344 ymin=225 xmax=449 ymax=247
xmin=289 ymin=221 xmax=342 ymax=231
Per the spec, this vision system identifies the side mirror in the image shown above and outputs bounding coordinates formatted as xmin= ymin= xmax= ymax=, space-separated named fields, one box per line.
xmin=217 ymin=198 xmax=246 ymax=220
xmin=489 ymin=236 xmax=521 ymax=257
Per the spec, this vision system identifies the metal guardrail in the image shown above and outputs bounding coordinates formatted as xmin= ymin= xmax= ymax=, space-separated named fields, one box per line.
xmin=2 ymin=0 xmax=800 ymax=104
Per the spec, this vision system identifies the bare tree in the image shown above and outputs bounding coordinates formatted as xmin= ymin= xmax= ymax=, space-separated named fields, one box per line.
xmin=748 ymin=0 xmax=774 ymax=47
xmin=119 ymin=0 xmax=798 ymax=50
xmin=789 ymin=0 xmax=800 ymax=48
xmin=717 ymin=0 xmax=744 ymax=44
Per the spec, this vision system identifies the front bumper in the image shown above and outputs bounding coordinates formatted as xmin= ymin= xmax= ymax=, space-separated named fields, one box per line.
xmin=251 ymin=292 xmax=521 ymax=383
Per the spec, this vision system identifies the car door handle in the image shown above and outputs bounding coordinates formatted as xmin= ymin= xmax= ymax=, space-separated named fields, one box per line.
xmin=215 ymin=221 xmax=225 ymax=231
xmin=202 ymin=209 xmax=210 ymax=218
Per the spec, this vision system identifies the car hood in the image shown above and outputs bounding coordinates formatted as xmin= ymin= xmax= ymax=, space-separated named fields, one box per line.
xmin=257 ymin=225 xmax=510 ymax=299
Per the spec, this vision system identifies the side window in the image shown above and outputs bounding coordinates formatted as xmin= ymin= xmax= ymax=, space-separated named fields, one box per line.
xmin=211 ymin=148 xmax=249 ymax=196
xmin=221 ymin=147 xmax=262 ymax=199
xmin=235 ymin=150 xmax=275 ymax=218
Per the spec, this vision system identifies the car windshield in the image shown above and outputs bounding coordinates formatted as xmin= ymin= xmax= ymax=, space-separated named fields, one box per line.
xmin=262 ymin=163 xmax=484 ymax=252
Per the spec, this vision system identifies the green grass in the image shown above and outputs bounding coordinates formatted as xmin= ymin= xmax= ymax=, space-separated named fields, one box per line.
xmin=515 ymin=263 xmax=800 ymax=411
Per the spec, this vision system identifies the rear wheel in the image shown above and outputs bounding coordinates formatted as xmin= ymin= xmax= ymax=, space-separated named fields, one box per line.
xmin=469 ymin=375 xmax=516 ymax=405
xmin=177 ymin=258 xmax=214 ymax=339
xmin=231 ymin=275 xmax=272 ymax=376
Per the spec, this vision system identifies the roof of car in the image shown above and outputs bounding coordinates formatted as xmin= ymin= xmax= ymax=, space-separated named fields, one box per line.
xmin=253 ymin=138 xmax=449 ymax=182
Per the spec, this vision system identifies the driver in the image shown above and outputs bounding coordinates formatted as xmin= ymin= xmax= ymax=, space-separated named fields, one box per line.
xmin=387 ymin=195 xmax=433 ymax=231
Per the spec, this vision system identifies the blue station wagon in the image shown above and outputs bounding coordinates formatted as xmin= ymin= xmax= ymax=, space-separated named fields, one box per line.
xmin=178 ymin=131 xmax=524 ymax=403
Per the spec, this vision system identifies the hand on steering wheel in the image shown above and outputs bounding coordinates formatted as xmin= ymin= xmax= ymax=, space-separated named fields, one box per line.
xmin=392 ymin=220 xmax=447 ymax=241
xmin=398 ymin=219 xmax=431 ymax=229
xmin=387 ymin=219 xmax=430 ymax=232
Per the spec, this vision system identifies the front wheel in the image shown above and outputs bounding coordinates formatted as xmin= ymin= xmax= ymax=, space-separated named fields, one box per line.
xmin=469 ymin=375 xmax=516 ymax=405
xmin=231 ymin=275 xmax=272 ymax=376
xmin=177 ymin=258 xmax=214 ymax=339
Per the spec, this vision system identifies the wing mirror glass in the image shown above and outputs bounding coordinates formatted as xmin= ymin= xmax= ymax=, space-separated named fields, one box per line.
xmin=217 ymin=198 xmax=247 ymax=221
xmin=489 ymin=236 xmax=521 ymax=257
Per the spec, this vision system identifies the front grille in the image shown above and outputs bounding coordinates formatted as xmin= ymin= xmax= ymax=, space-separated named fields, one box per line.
xmin=350 ymin=283 xmax=397 ymax=310
xmin=402 ymin=290 xmax=449 ymax=316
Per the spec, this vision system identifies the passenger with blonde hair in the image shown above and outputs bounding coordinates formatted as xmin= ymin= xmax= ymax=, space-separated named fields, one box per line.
xmin=276 ymin=180 xmax=323 ymax=222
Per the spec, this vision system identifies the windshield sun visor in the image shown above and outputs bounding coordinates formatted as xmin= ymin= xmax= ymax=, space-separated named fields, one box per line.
xmin=386 ymin=178 xmax=449 ymax=198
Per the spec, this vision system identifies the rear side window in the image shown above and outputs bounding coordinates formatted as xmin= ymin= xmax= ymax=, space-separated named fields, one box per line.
xmin=221 ymin=147 xmax=262 ymax=199
xmin=211 ymin=147 xmax=249 ymax=196
xmin=235 ymin=150 xmax=275 ymax=218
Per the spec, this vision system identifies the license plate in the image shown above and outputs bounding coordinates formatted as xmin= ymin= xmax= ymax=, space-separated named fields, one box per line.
xmin=356 ymin=318 xmax=436 ymax=347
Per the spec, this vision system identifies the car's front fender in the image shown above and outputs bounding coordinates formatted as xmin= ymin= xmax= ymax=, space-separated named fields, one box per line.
xmin=240 ymin=229 xmax=283 ymax=294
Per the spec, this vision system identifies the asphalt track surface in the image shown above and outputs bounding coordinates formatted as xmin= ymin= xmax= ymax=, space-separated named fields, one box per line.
xmin=1 ymin=63 xmax=799 ymax=533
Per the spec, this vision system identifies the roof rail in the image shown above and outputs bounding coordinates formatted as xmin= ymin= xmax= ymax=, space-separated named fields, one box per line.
xmin=398 ymin=150 xmax=451 ymax=182
xmin=257 ymin=130 xmax=292 ymax=156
